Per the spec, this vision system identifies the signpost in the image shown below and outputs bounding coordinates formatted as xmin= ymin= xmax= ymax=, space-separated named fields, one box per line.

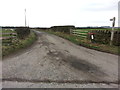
xmin=110 ymin=17 xmax=115 ymax=46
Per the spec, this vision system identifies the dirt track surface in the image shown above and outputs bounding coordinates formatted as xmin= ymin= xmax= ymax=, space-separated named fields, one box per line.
xmin=2 ymin=31 xmax=118 ymax=88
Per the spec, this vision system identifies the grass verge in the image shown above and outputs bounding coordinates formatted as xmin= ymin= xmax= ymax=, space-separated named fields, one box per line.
xmin=2 ymin=31 xmax=37 ymax=57
xmin=40 ymin=30 xmax=120 ymax=55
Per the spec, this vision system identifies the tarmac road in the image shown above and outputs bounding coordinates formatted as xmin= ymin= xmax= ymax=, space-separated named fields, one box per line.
xmin=2 ymin=31 xmax=118 ymax=88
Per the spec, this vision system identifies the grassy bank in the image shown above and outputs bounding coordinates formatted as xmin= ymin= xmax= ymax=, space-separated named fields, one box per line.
xmin=41 ymin=30 xmax=119 ymax=55
xmin=2 ymin=31 xmax=37 ymax=57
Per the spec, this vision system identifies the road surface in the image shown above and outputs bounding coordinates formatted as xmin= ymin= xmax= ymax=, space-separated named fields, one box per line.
xmin=2 ymin=31 xmax=118 ymax=88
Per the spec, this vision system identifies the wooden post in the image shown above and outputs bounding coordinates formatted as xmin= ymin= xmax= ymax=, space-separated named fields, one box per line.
xmin=70 ymin=29 xmax=73 ymax=35
xmin=110 ymin=17 xmax=115 ymax=46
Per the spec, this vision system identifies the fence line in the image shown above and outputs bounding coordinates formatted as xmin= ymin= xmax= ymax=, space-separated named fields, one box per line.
xmin=71 ymin=29 xmax=119 ymax=39
xmin=2 ymin=32 xmax=17 ymax=45
xmin=72 ymin=29 xmax=89 ymax=38
xmin=1 ymin=33 xmax=17 ymax=40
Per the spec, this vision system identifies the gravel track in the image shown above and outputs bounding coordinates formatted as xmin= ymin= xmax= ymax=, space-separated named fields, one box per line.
xmin=2 ymin=31 xmax=118 ymax=88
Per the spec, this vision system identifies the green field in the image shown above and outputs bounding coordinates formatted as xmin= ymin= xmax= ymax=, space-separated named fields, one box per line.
xmin=2 ymin=29 xmax=16 ymax=33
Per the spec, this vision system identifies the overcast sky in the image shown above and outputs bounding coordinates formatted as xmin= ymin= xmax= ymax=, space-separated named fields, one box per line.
xmin=0 ymin=0 xmax=119 ymax=27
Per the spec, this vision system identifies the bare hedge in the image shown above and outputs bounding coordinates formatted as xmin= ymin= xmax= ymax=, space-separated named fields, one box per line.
xmin=15 ymin=27 xmax=30 ymax=39
xmin=51 ymin=25 xmax=75 ymax=34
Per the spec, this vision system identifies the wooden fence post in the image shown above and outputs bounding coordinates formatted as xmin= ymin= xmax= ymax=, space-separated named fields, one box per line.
xmin=70 ymin=29 xmax=73 ymax=35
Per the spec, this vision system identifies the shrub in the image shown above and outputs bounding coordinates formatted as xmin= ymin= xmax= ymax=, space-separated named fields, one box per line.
xmin=15 ymin=27 xmax=30 ymax=39
xmin=50 ymin=25 xmax=75 ymax=34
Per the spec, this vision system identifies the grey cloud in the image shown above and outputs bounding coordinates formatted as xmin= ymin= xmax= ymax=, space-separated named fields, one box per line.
xmin=83 ymin=3 xmax=118 ymax=12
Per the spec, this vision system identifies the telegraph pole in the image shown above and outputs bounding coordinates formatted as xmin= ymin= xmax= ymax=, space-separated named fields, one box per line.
xmin=25 ymin=9 xmax=27 ymax=27
xmin=110 ymin=17 xmax=115 ymax=46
